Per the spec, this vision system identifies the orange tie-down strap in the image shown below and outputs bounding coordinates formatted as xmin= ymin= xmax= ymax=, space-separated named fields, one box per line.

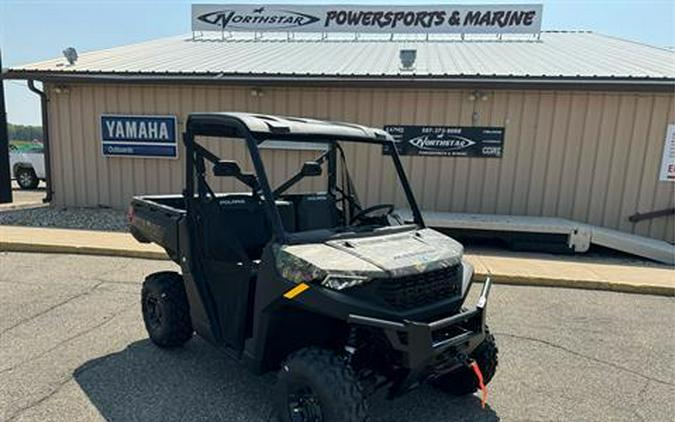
xmin=469 ymin=361 xmax=488 ymax=409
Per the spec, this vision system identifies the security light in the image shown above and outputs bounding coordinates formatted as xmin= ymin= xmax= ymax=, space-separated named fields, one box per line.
xmin=399 ymin=49 xmax=416 ymax=70
xmin=469 ymin=90 xmax=489 ymax=102
xmin=62 ymin=47 xmax=78 ymax=65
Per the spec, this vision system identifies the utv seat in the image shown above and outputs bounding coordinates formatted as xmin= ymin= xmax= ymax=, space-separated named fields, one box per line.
xmin=281 ymin=193 xmax=338 ymax=231
xmin=200 ymin=193 xmax=295 ymax=262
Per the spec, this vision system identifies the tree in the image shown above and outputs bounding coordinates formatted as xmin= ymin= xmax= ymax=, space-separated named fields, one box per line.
xmin=8 ymin=123 xmax=43 ymax=142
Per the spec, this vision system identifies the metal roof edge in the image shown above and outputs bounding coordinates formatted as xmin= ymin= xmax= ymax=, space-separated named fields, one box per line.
xmin=4 ymin=70 xmax=675 ymax=92
xmin=590 ymin=31 xmax=675 ymax=53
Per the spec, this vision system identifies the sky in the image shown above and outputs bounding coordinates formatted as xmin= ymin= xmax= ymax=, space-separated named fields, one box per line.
xmin=1 ymin=0 xmax=674 ymax=126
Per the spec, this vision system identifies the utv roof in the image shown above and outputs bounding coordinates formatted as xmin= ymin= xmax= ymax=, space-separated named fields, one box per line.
xmin=186 ymin=112 xmax=393 ymax=143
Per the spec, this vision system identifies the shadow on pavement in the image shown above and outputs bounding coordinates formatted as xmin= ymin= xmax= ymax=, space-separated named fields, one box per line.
xmin=74 ymin=338 xmax=499 ymax=422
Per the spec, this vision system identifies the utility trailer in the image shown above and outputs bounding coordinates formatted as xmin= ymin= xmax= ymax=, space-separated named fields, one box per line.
xmin=129 ymin=112 xmax=498 ymax=421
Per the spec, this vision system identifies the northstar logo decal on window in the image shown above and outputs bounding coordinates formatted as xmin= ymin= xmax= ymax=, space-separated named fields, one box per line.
xmin=197 ymin=7 xmax=321 ymax=30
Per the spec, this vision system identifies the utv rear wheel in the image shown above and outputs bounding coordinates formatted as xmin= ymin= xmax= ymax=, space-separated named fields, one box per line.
xmin=276 ymin=348 xmax=369 ymax=422
xmin=432 ymin=331 xmax=498 ymax=396
xmin=141 ymin=271 xmax=193 ymax=348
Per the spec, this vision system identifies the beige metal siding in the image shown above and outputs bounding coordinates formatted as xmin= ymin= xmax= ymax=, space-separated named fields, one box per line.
xmin=46 ymin=83 xmax=674 ymax=242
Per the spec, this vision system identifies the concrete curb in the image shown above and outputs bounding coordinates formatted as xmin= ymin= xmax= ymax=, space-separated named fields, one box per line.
xmin=0 ymin=241 xmax=169 ymax=261
xmin=0 ymin=203 xmax=49 ymax=212
xmin=474 ymin=274 xmax=674 ymax=297
xmin=2 ymin=241 xmax=673 ymax=297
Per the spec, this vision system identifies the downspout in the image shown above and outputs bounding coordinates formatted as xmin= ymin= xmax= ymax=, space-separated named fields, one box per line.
xmin=27 ymin=80 xmax=53 ymax=203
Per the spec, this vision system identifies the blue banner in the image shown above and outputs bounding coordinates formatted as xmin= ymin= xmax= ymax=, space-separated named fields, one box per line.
xmin=101 ymin=115 xmax=177 ymax=158
xmin=101 ymin=143 xmax=177 ymax=157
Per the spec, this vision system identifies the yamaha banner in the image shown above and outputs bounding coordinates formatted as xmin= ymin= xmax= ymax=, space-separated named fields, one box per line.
xmin=383 ymin=125 xmax=504 ymax=158
xmin=101 ymin=115 xmax=178 ymax=159
xmin=192 ymin=4 xmax=543 ymax=34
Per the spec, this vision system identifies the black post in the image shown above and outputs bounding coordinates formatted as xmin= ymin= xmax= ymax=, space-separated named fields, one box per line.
xmin=390 ymin=141 xmax=425 ymax=228
xmin=327 ymin=141 xmax=337 ymax=193
xmin=27 ymin=80 xmax=52 ymax=203
xmin=0 ymin=49 xmax=13 ymax=204
xmin=245 ymin=133 xmax=287 ymax=243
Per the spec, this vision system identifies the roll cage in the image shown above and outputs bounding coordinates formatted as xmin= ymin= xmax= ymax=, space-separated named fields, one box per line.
xmin=183 ymin=112 xmax=425 ymax=244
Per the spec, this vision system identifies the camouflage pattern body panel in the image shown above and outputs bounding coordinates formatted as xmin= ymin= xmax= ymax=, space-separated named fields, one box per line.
xmin=275 ymin=228 xmax=463 ymax=284
xmin=327 ymin=228 xmax=463 ymax=278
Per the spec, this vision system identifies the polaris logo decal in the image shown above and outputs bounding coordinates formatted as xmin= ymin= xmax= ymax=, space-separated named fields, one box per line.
xmin=408 ymin=135 xmax=476 ymax=152
xmin=219 ymin=198 xmax=247 ymax=206
xmin=383 ymin=125 xmax=504 ymax=158
xmin=196 ymin=7 xmax=320 ymax=31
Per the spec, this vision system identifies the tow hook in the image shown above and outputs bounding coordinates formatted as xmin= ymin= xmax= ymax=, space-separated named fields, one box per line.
xmin=469 ymin=360 xmax=488 ymax=409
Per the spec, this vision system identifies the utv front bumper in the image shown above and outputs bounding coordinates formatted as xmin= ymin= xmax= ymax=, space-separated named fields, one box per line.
xmin=348 ymin=278 xmax=493 ymax=397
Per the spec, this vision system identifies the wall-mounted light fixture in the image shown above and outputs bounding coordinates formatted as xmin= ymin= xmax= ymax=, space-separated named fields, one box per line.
xmin=250 ymin=88 xmax=264 ymax=97
xmin=53 ymin=85 xmax=70 ymax=95
xmin=469 ymin=90 xmax=489 ymax=102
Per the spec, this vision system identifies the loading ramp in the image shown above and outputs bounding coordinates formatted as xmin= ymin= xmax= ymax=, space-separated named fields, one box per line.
xmin=397 ymin=210 xmax=674 ymax=266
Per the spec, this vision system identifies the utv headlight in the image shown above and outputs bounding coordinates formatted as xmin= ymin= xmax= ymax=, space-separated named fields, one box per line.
xmin=321 ymin=275 xmax=368 ymax=291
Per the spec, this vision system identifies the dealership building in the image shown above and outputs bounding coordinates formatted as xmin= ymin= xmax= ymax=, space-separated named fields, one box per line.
xmin=4 ymin=4 xmax=675 ymax=250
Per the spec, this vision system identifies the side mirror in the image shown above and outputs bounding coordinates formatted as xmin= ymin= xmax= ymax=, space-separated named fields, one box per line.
xmin=301 ymin=162 xmax=322 ymax=177
xmin=213 ymin=160 xmax=241 ymax=177
xmin=213 ymin=160 xmax=259 ymax=190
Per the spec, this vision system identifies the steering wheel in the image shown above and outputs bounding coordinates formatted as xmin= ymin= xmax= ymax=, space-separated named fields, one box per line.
xmin=350 ymin=204 xmax=395 ymax=225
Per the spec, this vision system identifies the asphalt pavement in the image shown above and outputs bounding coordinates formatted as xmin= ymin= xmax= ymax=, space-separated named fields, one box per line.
xmin=0 ymin=182 xmax=45 ymax=210
xmin=0 ymin=252 xmax=673 ymax=422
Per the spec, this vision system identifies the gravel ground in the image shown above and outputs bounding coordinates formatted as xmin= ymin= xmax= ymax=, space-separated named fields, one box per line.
xmin=0 ymin=206 xmax=128 ymax=232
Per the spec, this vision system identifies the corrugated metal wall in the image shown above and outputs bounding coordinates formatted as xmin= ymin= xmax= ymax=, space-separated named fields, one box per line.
xmin=46 ymin=83 xmax=674 ymax=242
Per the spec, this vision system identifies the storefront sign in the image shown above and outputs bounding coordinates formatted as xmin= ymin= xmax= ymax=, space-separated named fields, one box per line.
xmin=101 ymin=115 xmax=177 ymax=158
xmin=192 ymin=4 xmax=543 ymax=34
xmin=383 ymin=125 xmax=504 ymax=158
xmin=659 ymin=124 xmax=675 ymax=182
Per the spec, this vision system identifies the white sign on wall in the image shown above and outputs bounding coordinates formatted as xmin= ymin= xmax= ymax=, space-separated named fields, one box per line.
xmin=659 ymin=124 xmax=675 ymax=182
xmin=192 ymin=4 xmax=543 ymax=34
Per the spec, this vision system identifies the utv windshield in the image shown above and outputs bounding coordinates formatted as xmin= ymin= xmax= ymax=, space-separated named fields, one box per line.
xmin=271 ymin=139 xmax=421 ymax=234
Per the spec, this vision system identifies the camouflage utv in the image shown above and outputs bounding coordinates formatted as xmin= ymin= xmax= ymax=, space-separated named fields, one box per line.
xmin=129 ymin=112 xmax=498 ymax=422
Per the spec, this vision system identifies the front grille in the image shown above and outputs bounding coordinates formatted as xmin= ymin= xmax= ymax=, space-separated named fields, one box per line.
xmin=375 ymin=265 xmax=462 ymax=311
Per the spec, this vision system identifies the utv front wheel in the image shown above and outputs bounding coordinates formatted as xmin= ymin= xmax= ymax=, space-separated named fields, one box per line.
xmin=276 ymin=348 xmax=369 ymax=422
xmin=431 ymin=331 xmax=498 ymax=396
xmin=141 ymin=271 xmax=193 ymax=348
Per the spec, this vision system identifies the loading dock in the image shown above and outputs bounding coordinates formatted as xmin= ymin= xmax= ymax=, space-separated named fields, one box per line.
xmin=397 ymin=210 xmax=674 ymax=265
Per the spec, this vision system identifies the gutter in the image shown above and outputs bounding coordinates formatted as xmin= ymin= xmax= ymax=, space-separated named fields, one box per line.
xmin=4 ymin=71 xmax=675 ymax=93
xmin=27 ymin=80 xmax=53 ymax=203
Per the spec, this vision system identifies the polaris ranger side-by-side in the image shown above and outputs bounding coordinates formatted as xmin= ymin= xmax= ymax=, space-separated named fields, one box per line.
xmin=129 ymin=112 xmax=498 ymax=421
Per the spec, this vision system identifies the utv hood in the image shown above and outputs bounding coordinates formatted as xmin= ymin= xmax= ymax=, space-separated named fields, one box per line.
xmin=275 ymin=228 xmax=463 ymax=284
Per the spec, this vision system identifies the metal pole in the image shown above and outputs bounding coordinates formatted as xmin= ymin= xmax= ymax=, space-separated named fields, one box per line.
xmin=0 ymin=49 xmax=13 ymax=204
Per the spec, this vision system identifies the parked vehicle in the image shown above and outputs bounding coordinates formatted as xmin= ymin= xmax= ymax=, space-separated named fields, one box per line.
xmin=129 ymin=112 xmax=498 ymax=421
xmin=10 ymin=143 xmax=45 ymax=189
